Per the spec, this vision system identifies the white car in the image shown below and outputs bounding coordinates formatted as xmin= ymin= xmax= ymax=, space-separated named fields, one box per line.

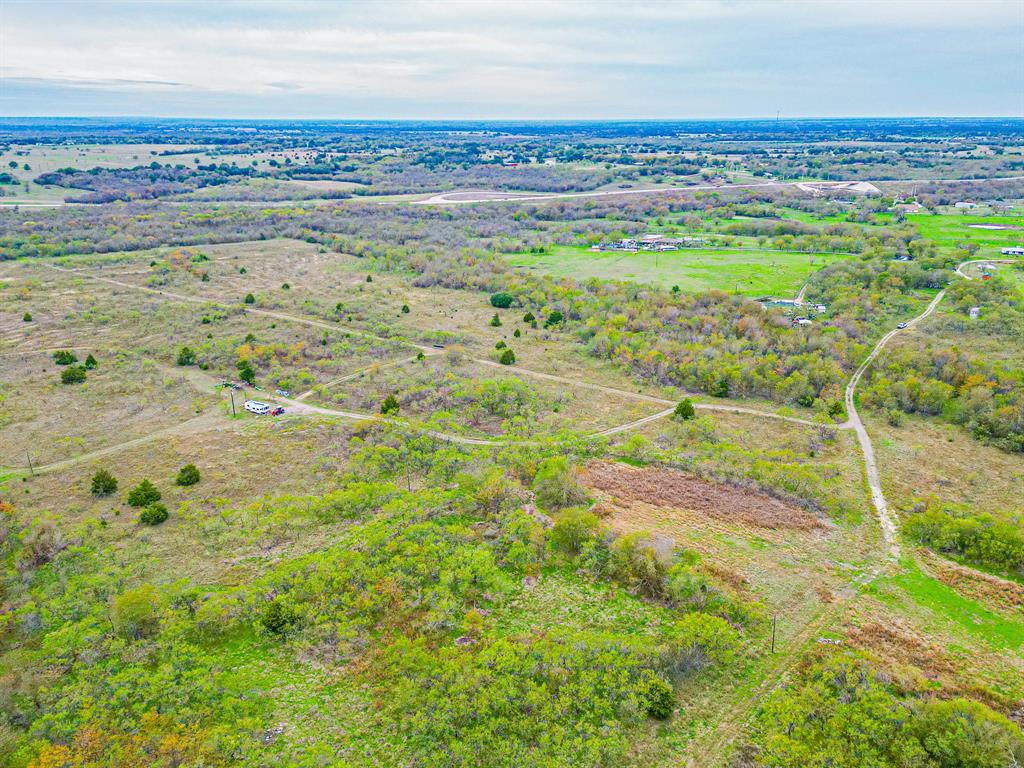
xmin=897 ymin=322 xmax=908 ymax=329
xmin=244 ymin=399 xmax=270 ymax=415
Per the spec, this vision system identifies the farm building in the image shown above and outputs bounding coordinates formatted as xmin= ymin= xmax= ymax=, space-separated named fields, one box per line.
xmin=1001 ymin=247 xmax=1024 ymax=256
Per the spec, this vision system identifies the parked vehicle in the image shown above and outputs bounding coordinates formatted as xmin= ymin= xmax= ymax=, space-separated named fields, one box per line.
xmin=276 ymin=389 xmax=290 ymax=397
xmin=271 ymin=407 xmax=285 ymax=416
xmin=244 ymin=400 xmax=270 ymax=415
xmin=897 ymin=322 xmax=908 ymax=329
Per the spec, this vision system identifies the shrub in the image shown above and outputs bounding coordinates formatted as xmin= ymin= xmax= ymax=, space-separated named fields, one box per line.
xmin=523 ymin=311 xmax=536 ymax=324
xmin=260 ymin=600 xmax=296 ymax=635
xmin=544 ymin=310 xmax=564 ymax=328
xmin=139 ymin=503 xmax=169 ymax=526
xmin=239 ymin=266 xmax=247 ymax=274
xmin=175 ymin=463 xmax=201 ymax=486
xmin=281 ymin=282 xmax=290 ymax=290
xmin=237 ymin=359 xmax=256 ymax=385
xmin=60 ymin=365 xmax=86 ymax=384
xmin=401 ymin=304 xmax=410 ymax=313
xmin=84 ymin=354 xmax=97 ymax=370
xmin=243 ymin=293 xmax=255 ymax=304
xmin=381 ymin=393 xmax=400 ymax=415
xmin=711 ymin=378 xmax=730 ymax=397
xmin=90 ymin=469 xmax=118 ymax=496
xmin=498 ymin=348 xmax=516 ymax=365
xmin=495 ymin=340 xmax=506 ymax=350
xmin=52 ymin=349 xmax=77 ymax=365
xmin=22 ymin=312 xmax=31 ymax=322
xmin=608 ymin=533 xmax=673 ymax=598
xmin=549 ymin=508 xmax=600 ymax=557
xmin=127 ymin=479 xmax=161 ymax=508
xmin=533 ymin=457 xmax=587 ymax=511
xmin=366 ymin=274 xmax=373 ymax=282
xmin=673 ymin=398 xmax=696 ymax=421
xmin=489 ymin=312 xmax=502 ymax=327
xmin=645 ymin=677 xmax=675 ymax=720
xmin=177 ymin=346 xmax=196 ymax=366
xmin=111 ymin=585 xmax=161 ymax=639
xmin=886 ymin=408 xmax=904 ymax=427
xmin=490 ymin=292 xmax=514 ymax=308
xmin=513 ymin=328 xmax=521 ymax=338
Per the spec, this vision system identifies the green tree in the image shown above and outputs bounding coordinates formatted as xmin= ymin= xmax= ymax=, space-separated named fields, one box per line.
xmin=498 ymin=348 xmax=516 ymax=365
xmin=90 ymin=469 xmax=118 ymax=496
xmin=243 ymin=293 xmax=255 ymax=304
xmin=83 ymin=353 xmax=98 ymax=370
xmin=533 ymin=457 xmax=587 ymax=511
xmin=490 ymin=312 xmax=502 ymax=327
xmin=237 ymin=358 xmax=256 ymax=385
xmin=139 ymin=502 xmax=169 ymax=525
xmin=674 ymin=398 xmax=696 ymax=421
xmin=53 ymin=349 xmax=78 ymax=365
xmin=175 ymin=463 xmax=201 ymax=486
xmin=177 ymin=346 xmax=196 ymax=366
xmin=60 ymin=365 xmax=86 ymax=384
xmin=381 ymin=393 xmax=400 ymax=415
xmin=549 ymin=508 xmax=599 ymax=557
xmin=401 ymin=304 xmax=410 ymax=313
xmin=490 ymin=292 xmax=514 ymax=308
xmin=260 ymin=599 xmax=296 ymax=636
xmin=111 ymin=584 xmax=162 ymax=639
xmin=523 ymin=311 xmax=536 ymax=324
xmin=127 ymin=479 xmax=161 ymax=507
xmin=544 ymin=310 xmax=564 ymax=328
xmin=645 ymin=677 xmax=675 ymax=720
xmin=22 ymin=312 xmax=32 ymax=322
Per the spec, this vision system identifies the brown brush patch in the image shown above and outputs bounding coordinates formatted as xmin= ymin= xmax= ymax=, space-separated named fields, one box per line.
xmin=921 ymin=551 xmax=1024 ymax=616
xmin=581 ymin=461 xmax=825 ymax=531
xmin=845 ymin=619 xmax=956 ymax=679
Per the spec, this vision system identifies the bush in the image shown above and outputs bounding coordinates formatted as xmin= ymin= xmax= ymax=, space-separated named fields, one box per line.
xmin=84 ymin=353 xmax=97 ymax=370
xmin=381 ymin=393 xmax=400 ymax=415
xmin=533 ymin=457 xmax=587 ymax=511
xmin=366 ymin=274 xmax=373 ymax=282
xmin=111 ymin=585 xmax=161 ymax=639
xmin=139 ymin=503 xmax=169 ymax=526
xmin=52 ymin=349 xmax=77 ymax=365
xmin=674 ymin=399 xmax=696 ymax=421
xmin=523 ymin=311 xmax=536 ymax=324
xmin=489 ymin=312 xmax=502 ymax=327
xmin=60 ymin=365 xmax=87 ymax=385
xmin=490 ymin=292 xmax=514 ymax=308
xmin=127 ymin=479 xmax=161 ymax=508
xmin=22 ymin=312 xmax=31 ymax=322
xmin=513 ymin=328 xmax=521 ymax=338
xmin=401 ymin=304 xmax=410 ymax=313
xmin=90 ymin=469 xmax=118 ymax=496
xmin=549 ymin=508 xmax=600 ymax=557
xmin=243 ymin=293 xmax=255 ymax=304
xmin=237 ymin=359 xmax=256 ymax=385
xmin=645 ymin=677 xmax=675 ymax=720
xmin=260 ymin=599 xmax=296 ymax=635
xmin=175 ymin=463 xmax=201 ymax=486
xmin=711 ymin=378 xmax=730 ymax=397
xmin=281 ymin=282 xmax=290 ymax=290
xmin=886 ymin=408 xmax=904 ymax=427
xmin=177 ymin=346 xmax=196 ymax=366
xmin=544 ymin=310 xmax=564 ymax=328
xmin=498 ymin=348 xmax=516 ymax=365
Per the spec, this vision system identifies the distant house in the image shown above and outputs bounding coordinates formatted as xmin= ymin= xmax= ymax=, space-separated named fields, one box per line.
xmin=954 ymin=201 xmax=977 ymax=209
xmin=893 ymin=201 xmax=924 ymax=214
xmin=1001 ymin=247 xmax=1024 ymax=256
xmin=969 ymin=307 xmax=981 ymax=320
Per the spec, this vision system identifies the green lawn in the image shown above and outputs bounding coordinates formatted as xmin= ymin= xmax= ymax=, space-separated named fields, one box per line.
xmin=505 ymin=244 xmax=849 ymax=297
xmin=911 ymin=212 xmax=1024 ymax=255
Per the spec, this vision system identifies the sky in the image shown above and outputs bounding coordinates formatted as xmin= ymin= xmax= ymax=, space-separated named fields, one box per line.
xmin=1 ymin=0 xmax=1022 ymax=119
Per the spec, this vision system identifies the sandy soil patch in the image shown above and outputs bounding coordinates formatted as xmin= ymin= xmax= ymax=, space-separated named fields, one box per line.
xmin=581 ymin=461 xmax=825 ymax=531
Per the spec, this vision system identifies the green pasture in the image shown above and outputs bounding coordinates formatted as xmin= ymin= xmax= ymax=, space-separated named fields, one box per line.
xmin=505 ymin=244 xmax=850 ymax=296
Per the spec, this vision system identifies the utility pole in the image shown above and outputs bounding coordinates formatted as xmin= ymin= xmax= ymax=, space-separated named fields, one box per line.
xmin=229 ymin=389 xmax=236 ymax=417
xmin=771 ymin=615 xmax=777 ymax=653
xmin=26 ymin=453 xmax=34 ymax=477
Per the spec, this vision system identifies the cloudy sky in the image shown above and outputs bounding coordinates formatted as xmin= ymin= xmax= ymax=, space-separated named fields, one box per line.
xmin=1 ymin=0 xmax=1021 ymax=119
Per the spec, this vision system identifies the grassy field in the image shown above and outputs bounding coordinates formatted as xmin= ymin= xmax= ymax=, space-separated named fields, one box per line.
xmin=910 ymin=212 xmax=1024 ymax=255
xmin=505 ymin=244 xmax=848 ymax=296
